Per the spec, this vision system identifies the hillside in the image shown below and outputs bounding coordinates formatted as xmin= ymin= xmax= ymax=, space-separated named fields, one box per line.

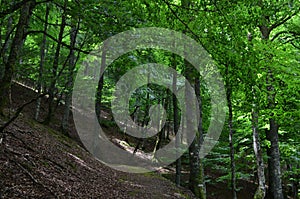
xmin=0 ymin=84 xmax=196 ymax=199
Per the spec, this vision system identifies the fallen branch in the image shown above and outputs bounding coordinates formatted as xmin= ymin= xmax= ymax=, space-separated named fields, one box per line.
xmin=0 ymin=93 xmax=48 ymax=132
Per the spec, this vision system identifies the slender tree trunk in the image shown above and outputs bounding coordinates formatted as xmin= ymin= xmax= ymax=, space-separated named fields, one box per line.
xmin=292 ymin=164 xmax=299 ymax=199
xmin=62 ymin=19 xmax=79 ymax=133
xmin=92 ymin=40 xmax=107 ymax=154
xmin=187 ymin=72 xmax=198 ymax=194
xmin=252 ymin=89 xmax=266 ymax=199
xmin=195 ymin=77 xmax=206 ymax=199
xmin=1 ymin=12 xmax=14 ymax=118
xmin=225 ymin=63 xmax=237 ymax=199
xmin=134 ymin=67 xmax=150 ymax=154
xmin=0 ymin=0 xmax=35 ymax=116
xmin=172 ymin=57 xmax=181 ymax=187
xmin=155 ymin=95 xmax=167 ymax=152
xmin=35 ymin=4 xmax=49 ymax=121
xmin=1 ymin=11 xmax=13 ymax=65
xmin=44 ymin=0 xmax=67 ymax=124
xmin=95 ymin=41 xmax=107 ymax=120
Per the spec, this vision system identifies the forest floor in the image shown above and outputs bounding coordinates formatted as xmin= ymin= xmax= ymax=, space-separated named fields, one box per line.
xmin=0 ymin=83 xmax=257 ymax=198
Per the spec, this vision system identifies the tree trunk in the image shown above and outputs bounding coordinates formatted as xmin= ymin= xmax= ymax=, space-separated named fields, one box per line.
xmin=155 ymin=95 xmax=168 ymax=152
xmin=252 ymin=89 xmax=266 ymax=199
xmin=0 ymin=0 xmax=35 ymax=116
xmin=259 ymin=22 xmax=284 ymax=198
xmin=0 ymin=9 xmax=13 ymax=65
xmin=187 ymin=74 xmax=198 ymax=194
xmin=266 ymin=57 xmax=284 ymax=198
xmin=62 ymin=19 xmax=80 ymax=133
xmin=266 ymin=119 xmax=283 ymax=199
xmin=35 ymin=4 xmax=49 ymax=121
xmin=195 ymin=77 xmax=206 ymax=199
xmin=95 ymin=41 xmax=107 ymax=120
xmin=172 ymin=57 xmax=181 ymax=187
xmin=182 ymin=58 xmax=205 ymax=198
xmin=226 ymin=64 xmax=237 ymax=199
xmin=44 ymin=0 xmax=67 ymax=124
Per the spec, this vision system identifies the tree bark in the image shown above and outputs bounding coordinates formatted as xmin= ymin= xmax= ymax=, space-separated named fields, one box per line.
xmin=225 ymin=64 xmax=237 ymax=199
xmin=0 ymin=8 xmax=13 ymax=65
xmin=35 ymin=4 xmax=49 ymax=121
xmin=95 ymin=41 xmax=107 ymax=120
xmin=44 ymin=0 xmax=67 ymax=124
xmin=195 ymin=77 xmax=206 ymax=199
xmin=172 ymin=57 xmax=181 ymax=187
xmin=155 ymin=95 xmax=168 ymax=152
xmin=259 ymin=23 xmax=284 ymax=199
xmin=61 ymin=18 xmax=80 ymax=133
xmin=252 ymin=90 xmax=266 ymax=199
xmin=0 ymin=0 xmax=35 ymax=116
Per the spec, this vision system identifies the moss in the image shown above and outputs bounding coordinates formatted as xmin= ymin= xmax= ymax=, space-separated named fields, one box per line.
xmin=27 ymin=118 xmax=75 ymax=147
xmin=128 ymin=190 xmax=140 ymax=196
xmin=45 ymin=127 xmax=75 ymax=148
xmin=142 ymin=171 xmax=161 ymax=178
xmin=99 ymin=120 xmax=116 ymax=128
xmin=254 ymin=188 xmax=265 ymax=199
xmin=41 ymin=160 xmax=50 ymax=167
xmin=67 ymin=161 xmax=77 ymax=171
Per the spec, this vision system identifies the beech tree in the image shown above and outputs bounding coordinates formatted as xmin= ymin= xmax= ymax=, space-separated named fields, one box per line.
xmin=0 ymin=0 xmax=299 ymax=198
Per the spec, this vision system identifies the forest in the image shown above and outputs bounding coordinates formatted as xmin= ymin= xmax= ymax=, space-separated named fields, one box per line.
xmin=0 ymin=0 xmax=299 ymax=199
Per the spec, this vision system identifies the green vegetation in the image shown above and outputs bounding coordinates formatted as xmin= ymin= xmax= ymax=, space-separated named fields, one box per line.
xmin=0 ymin=0 xmax=299 ymax=198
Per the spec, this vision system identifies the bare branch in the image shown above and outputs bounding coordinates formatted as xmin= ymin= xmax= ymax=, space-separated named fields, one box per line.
xmin=0 ymin=92 xmax=48 ymax=132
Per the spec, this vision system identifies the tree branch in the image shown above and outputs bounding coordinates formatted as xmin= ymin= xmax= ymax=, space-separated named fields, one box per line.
xmin=0 ymin=23 xmax=18 ymax=62
xmin=4 ymin=149 xmax=58 ymax=198
xmin=291 ymin=41 xmax=300 ymax=49
xmin=32 ymin=13 xmax=61 ymax=27
xmin=0 ymin=92 xmax=48 ymax=132
xmin=167 ymin=2 xmax=217 ymax=12
xmin=0 ymin=0 xmax=32 ymax=18
xmin=271 ymin=30 xmax=300 ymax=41
xmin=25 ymin=30 xmax=92 ymax=54
xmin=269 ymin=10 xmax=299 ymax=32
xmin=161 ymin=0 xmax=208 ymax=51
